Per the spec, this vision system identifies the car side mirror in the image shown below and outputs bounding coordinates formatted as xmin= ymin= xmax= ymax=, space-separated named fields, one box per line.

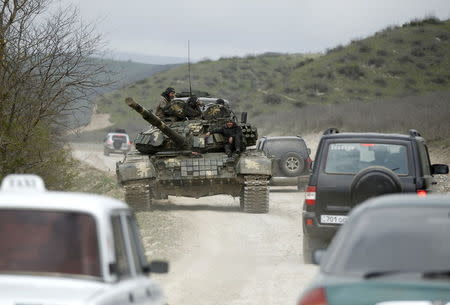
xmin=143 ymin=260 xmax=169 ymax=274
xmin=241 ymin=112 xmax=248 ymax=124
xmin=431 ymin=164 xmax=449 ymax=175
xmin=312 ymin=249 xmax=326 ymax=265
xmin=307 ymin=148 xmax=311 ymax=155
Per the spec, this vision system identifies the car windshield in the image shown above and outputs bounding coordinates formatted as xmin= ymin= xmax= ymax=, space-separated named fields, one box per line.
xmin=263 ymin=139 xmax=306 ymax=157
xmin=324 ymin=207 xmax=450 ymax=275
xmin=111 ymin=135 xmax=128 ymax=141
xmin=0 ymin=209 xmax=101 ymax=279
xmin=325 ymin=143 xmax=408 ymax=174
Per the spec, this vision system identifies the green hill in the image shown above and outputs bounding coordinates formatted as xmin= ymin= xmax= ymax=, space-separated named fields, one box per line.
xmin=96 ymin=18 xmax=450 ymax=137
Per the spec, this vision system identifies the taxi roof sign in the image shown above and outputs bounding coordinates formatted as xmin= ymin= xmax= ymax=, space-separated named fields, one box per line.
xmin=1 ymin=174 xmax=46 ymax=192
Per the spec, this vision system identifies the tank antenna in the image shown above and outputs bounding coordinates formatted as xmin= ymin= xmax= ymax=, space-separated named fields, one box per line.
xmin=188 ymin=40 xmax=192 ymax=97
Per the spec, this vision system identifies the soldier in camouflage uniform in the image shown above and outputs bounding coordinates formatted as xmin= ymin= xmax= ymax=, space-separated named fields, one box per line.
xmin=206 ymin=118 xmax=243 ymax=157
xmin=155 ymin=87 xmax=176 ymax=118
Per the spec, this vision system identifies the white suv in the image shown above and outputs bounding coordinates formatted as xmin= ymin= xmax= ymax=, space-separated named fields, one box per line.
xmin=0 ymin=174 xmax=168 ymax=305
xmin=104 ymin=130 xmax=131 ymax=156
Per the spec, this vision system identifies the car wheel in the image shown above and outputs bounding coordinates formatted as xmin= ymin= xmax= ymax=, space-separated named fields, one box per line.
xmin=279 ymin=152 xmax=305 ymax=177
xmin=350 ymin=166 xmax=402 ymax=205
xmin=302 ymin=235 xmax=329 ymax=264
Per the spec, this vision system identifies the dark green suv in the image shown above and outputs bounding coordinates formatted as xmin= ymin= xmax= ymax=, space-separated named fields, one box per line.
xmin=302 ymin=128 xmax=449 ymax=263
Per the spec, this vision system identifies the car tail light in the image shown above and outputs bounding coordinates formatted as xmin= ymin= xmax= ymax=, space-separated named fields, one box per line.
xmin=298 ymin=287 xmax=328 ymax=305
xmin=307 ymin=157 xmax=313 ymax=169
xmin=305 ymin=186 xmax=316 ymax=206
xmin=417 ymin=189 xmax=427 ymax=197
xmin=306 ymin=218 xmax=313 ymax=225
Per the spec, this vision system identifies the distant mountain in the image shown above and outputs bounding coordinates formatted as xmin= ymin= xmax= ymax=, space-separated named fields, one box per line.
xmin=95 ymin=18 xmax=450 ymax=138
xmin=104 ymin=51 xmax=185 ymax=65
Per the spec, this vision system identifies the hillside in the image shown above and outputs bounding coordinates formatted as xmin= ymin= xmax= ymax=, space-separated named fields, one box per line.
xmin=95 ymin=18 xmax=450 ymax=137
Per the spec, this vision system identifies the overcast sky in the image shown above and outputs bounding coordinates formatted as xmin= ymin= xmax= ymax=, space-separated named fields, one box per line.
xmin=57 ymin=0 xmax=450 ymax=61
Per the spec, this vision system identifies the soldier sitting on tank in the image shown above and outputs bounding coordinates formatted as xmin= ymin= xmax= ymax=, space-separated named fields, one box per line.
xmin=206 ymin=118 xmax=243 ymax=157
xmin=184 ymin=95 xmax=203 ymax=119
xmin=155 ymin=87 xmax=176 ymax=118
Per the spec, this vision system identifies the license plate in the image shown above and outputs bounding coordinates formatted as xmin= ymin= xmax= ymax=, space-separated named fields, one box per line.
xmin=320 ymin=214 xmax=348 ymax=224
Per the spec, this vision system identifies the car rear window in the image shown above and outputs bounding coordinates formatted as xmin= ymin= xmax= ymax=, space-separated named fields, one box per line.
xmin=0 ymin=209 xmax=101 ymax=279
xmin=325 ymin=143 xmax=408 ymax=175
xmin=112 ymin=135 xmax=128 ymax=141
xmin=263 ymin=139 xmax=307 ymax=157
xmin=324 ymin=207 xmax=450 ymax=275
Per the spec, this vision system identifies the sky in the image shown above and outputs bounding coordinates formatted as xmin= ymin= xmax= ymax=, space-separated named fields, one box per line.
xmin=57 ymin=0 xmax=450 ymax=62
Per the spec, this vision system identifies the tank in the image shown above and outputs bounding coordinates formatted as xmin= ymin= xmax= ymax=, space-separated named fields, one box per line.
xmin=116 ymin=97 xmax=272 ymax=213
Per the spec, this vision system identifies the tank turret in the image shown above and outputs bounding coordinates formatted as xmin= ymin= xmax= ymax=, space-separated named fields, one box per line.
xmin=125 ymin=97 xmax=186 ymax=147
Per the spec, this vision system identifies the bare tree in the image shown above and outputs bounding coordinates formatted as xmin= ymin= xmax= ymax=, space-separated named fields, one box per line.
xmin=0 ymin=0 xmax=111 ymax=187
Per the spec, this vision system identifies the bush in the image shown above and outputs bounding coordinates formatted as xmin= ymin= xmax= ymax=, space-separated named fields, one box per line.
xmin=411 ymin=48 xmax=426 ymax=57
xmin=374 ymin=78 xmax=388 ymax=87
xmin=416 ymin=62 xmax=426 ymax=70
xmin=376 ymin=50 xmax=389 ymax=57
xmin=263 ymin=93 xmax=283 ymax=105
xmin=337 ymin=65 xmax=365 ymax=80
xmin=368 ymin=57 xmax=385 ymax=68
xmin=397 ymin=55 xmax=414 ymax=64
xmin=431 ymin=77 xmax=447 ymax=85
xmin=305 ymin=82 xmax=329 ymax=94
xmin=359 ymin=44 xmax=371 ymax=53
xmin=387 ymin=70 xmax=406 ymax=77
xmin=326 ymin=45 xmax=344 ymax=54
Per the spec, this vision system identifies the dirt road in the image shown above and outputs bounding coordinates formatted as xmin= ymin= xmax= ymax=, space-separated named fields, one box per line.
xmin=72 ymin=144 xmax=318 ymax=305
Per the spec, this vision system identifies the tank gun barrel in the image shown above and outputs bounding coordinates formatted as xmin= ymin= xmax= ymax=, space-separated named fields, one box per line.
xmin=125 ymin=97 xmax=186 ymax=147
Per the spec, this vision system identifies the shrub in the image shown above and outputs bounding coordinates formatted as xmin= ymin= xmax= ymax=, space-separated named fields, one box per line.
xmin=263 ymin=93 xmax=283 ymax=105
xmin=294 ymin=101 xmax=306 ymax=108
xmin=431 ymin=77 xmax=447 ymax=85
xmin=305 ymin=82 xmax=329 ymax=94
xmin=337 ymin=65 xmax=365 ymax=80
xmin=359 ymin=44 xmax=371 ymax=53
xmin=368 ymin=57 xmax=385 ymax=68
xmin=416 ymin=62 xmax=426 ymax=70
xmin=393 ymin=37 xmax=404 ymax=44
xmin=374 ymin=78 xmax=388 ymax=87
xmin=326 ymin=45 xmax=344 ymax=54
xmin=387 ymin=70 xmax=406 ymax=77
xmin=411 ymin=48 xmax=425 ymax=57
xmin=397 ymin=55 xmax=414 ymax=64
xmin=376 ymin=50 xmax=388 ymax=57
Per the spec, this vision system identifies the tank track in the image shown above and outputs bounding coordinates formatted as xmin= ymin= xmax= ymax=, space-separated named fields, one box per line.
xmin=124 ymin=180 xmax=153 ymax=211
xmin=240 ymin=175 xmax=269 ymax=213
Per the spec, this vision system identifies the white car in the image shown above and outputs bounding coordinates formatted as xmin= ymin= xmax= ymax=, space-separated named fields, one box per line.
xmin=104 ymin=131 xmax=131 ymax=156
xmin=0 ymin=174 xmax=168 ymax=305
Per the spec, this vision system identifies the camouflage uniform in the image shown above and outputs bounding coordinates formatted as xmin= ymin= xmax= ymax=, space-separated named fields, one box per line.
xmin=155 ymin=96 xmax=170 ymax=118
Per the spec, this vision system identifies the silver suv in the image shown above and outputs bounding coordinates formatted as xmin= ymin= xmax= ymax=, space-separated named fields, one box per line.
xmin=104 ymin=129 xmax=131 ymax=156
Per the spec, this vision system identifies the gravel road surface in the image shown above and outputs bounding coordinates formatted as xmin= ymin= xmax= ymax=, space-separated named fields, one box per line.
xmin=72 ymin=143 xmax=319 ymax=305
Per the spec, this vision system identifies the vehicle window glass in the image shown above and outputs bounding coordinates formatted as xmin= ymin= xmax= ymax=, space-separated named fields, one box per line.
xmin=126 ymin=215 xmax=148 ymax=274
xmin=325 ymin=143 xmax=408 ymax=175
xmin=0 ymin=210 xmax=100 ymax=278
xmin=418 ymin=143 xmax=431 ymax=176
xmin=264 ymin=139 xmax=306 ymax=157
xmin=324 ymin=207 xmax=450 ymax=275
xmin=112 ymin=135 xmax=127 ymax=141
xmin=111 ymin=215 xmax=131 ymax=278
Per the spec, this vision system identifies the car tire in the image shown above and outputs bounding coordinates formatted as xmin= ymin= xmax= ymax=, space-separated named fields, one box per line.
xmin=302 ymin=235 xmax=329 ymax=264
xmin=279 ymin=152 xmax=305 ymax=177
xmin=350 ymin=166 xmax=402 ymax=205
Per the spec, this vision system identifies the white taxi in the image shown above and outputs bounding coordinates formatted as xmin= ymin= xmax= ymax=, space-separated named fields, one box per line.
xmin=0 ymin=174 xmax=168 ymax=305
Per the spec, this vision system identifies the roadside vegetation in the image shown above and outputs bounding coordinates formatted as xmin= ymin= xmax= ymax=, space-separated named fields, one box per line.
xmin=96 ymin=17 xmax=450 ymax=139
xmin=0 ymin=0 xmax=110 ymax=189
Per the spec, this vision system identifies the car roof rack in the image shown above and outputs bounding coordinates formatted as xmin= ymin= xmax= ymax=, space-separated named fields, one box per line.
xmin=409 ymin=129 xmax=422 ymax=137
xmin=323 ymin=128 xmax=339 ymax=135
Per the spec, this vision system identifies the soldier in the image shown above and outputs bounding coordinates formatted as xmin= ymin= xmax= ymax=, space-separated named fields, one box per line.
xmin=206 ymin=118 xmax=243 ymax=157
xmin=155 ymin=87 xmax=176 ymax=118
xmin=184 ymin=95 xmax=203 ymax=119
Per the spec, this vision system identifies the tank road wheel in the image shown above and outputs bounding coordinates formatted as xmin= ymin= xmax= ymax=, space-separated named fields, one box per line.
xmin=240 ymin=175 xmax=270 ymax=214
xmin=124 ymin=180 xmax=153 ymax=211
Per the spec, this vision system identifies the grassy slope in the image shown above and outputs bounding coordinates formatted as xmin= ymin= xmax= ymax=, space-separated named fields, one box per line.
xmin=96 ymin=18 xmax=450 ymax=134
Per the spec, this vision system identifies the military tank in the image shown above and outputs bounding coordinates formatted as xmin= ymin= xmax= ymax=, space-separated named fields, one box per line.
xmin=116 ymin=96 xmax=272 ymax=213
